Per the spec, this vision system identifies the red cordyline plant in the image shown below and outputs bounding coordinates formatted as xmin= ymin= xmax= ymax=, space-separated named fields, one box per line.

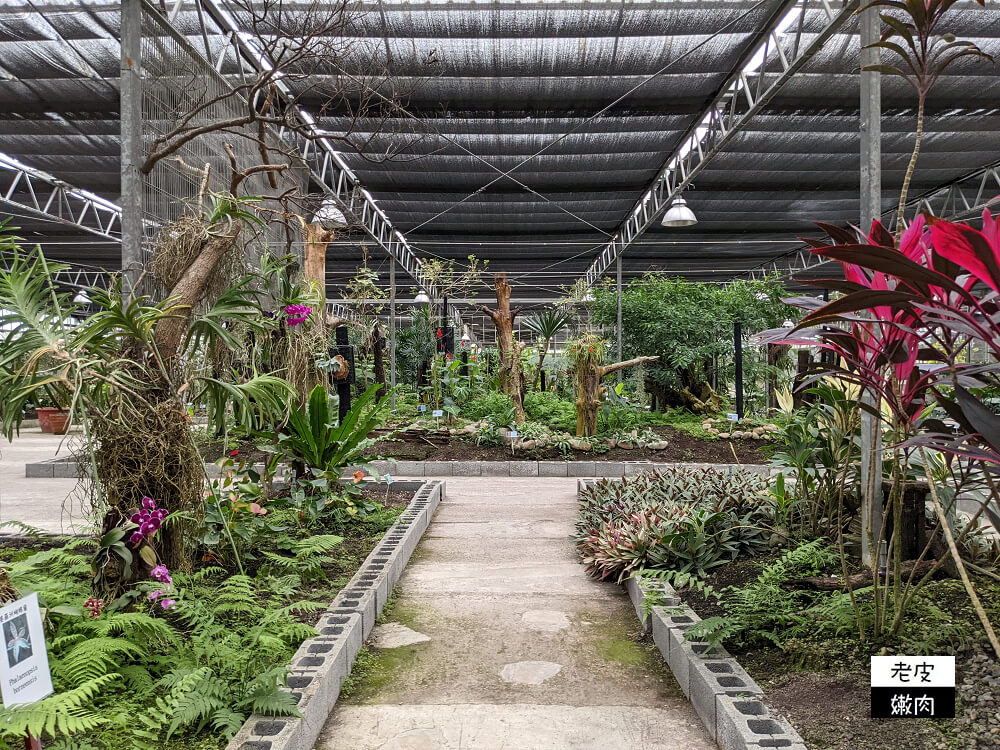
xmin=767 ymin=209 xmax=1000 ymax=466
xmin=760 ymin=209 xmax=1000 ymax=647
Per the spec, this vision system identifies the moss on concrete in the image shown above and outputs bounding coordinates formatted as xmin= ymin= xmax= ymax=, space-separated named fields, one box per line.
xmin=339 ymin=643 xmax=426 ymax=704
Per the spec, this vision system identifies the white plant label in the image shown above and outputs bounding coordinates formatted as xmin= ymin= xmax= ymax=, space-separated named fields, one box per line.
xmin=418 ymin=405 xmax=427 ymax=412
xmin=0 ymin=593 xmax=53 ymax=707
xmin=432 ymin=410 xmax=443 ymax=418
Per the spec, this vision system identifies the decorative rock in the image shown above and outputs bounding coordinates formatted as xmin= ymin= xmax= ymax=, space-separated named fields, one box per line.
xmin=521 ymin=610 xmax=570 ymax=632
xmin=521 ymin=440 xmax=536 ymax=450
xmin=618 ymin=441 xmax=634 ymax=450
xmin=648 ymin=441 xmax=669 ymax=450
xmin=731 ymin=431 xmax=744 ymax=439
xmin=607 ymin=438 xmax=617 ymax=449
xmin=371 ymin=623 xmax=431 ymax=649
xmin=765 ymin=423 xmax=779 ymax=431
xmin=499 ymin=661 xmax=562 ymax=685
xmin=719 ymin=432 xmax=730 ymax=439
xmin=569 ymin=439 xmax=592 ymax=451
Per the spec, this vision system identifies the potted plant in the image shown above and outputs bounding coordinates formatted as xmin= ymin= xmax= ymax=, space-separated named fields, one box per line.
xmin=33 ymin=394 xmax=70 ymax=435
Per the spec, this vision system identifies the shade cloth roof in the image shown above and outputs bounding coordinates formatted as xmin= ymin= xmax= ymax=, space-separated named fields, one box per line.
xmin=1 ymin=0 xmax=999 ymax=306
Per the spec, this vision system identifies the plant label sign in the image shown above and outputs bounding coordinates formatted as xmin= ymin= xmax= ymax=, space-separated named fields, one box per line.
xmin=726 ymin=412 xmax=739 ymax=422
xmin=432 ymin=410 xmax=443 ymax=418
xmin=0 ymin=593 xmax=53 ymax=707
xmin=871 ymin=655 xmax=954 ymax=718
xmin=418 ymin=405 xmax=427 ymax=412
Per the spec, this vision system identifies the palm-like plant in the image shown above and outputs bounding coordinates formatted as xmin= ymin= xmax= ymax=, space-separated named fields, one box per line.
xmin=0 ymin=233 xmax=295 ymax=569
xmin=863 ymin=0 xmax=993 ymax=235
xmin=523 ymin=308 xmax=571 ymax=390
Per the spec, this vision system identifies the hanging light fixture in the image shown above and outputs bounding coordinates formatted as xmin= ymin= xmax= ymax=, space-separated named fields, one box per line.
xmin=661 ymin=196 xmax=697 ymax=228
xmin=460 ymin=325 xmax=471 ymax=345
xmin=413 ymin=289 xmax=431 ymax=304
xmin=312 ymin=197 xmax=348 ymax=230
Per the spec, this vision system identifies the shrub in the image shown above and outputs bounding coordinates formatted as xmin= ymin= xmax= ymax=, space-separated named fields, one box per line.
xmin=524 ymin=392 xmax=577 ymax=433
xmin=575 ymin=468 xmax=773 ymax=580
xmin=461 ymin=392 xmax=514 ymax=422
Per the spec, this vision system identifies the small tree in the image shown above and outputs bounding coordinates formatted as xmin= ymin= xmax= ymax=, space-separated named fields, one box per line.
xmin=479 ymin=273 xmax=526 ymax=422
xmin=524 ymin=308 xmax=571 ymax=391
xmin=570 ymin=334 xmax=658 ymax=437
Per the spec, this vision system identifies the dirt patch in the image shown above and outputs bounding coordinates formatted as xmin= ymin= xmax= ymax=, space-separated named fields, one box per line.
xmin=363 ymin=425 xmax=773 ymax=464
xmin=766 ymin=671 xmax=948 ymax=750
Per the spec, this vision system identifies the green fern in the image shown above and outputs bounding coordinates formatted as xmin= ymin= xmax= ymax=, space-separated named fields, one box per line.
xmin=0 ymin=674 xmax=119 ymax=739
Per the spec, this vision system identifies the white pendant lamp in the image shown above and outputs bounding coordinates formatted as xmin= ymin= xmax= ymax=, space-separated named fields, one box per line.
xmin=661 ymin=196 xmax=697 ymax=228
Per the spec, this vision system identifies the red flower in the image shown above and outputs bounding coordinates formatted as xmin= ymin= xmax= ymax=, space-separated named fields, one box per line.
xmin=436 ymin=328 xmax=443 ymax=339
xmin=229 ymin=449 xmax=239 ymax=457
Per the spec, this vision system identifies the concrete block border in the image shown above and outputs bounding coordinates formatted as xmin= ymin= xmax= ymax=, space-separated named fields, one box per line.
xmin=25 ymin=456 xmax=770 ymax=479
xmin=625 ymin=573 xmax=807 ymax=749
xmin=225 ymin=479 xmax=444 ymax=750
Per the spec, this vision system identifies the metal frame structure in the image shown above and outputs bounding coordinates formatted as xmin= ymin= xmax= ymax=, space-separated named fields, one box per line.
xmin=183 ymin=0 xmax=442 ymax=302
xmin=0 ymin=155 xmax=122 ymax=241
xmin=748 ymin=160 xmax=1000 ymax=279
xmin=581 ymin=0 xmax=859 ymax=289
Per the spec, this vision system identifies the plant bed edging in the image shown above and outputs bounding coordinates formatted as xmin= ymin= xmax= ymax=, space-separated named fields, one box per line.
xmin=225 ymin=479 xmax=444 ymax=750
xmin=24 ymin=456 xmax=771 ymax=479
xmin=626 ymin=574 xmax=808 ymax=750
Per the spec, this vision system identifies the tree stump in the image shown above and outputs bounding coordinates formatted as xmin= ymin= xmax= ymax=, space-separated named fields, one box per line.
xmin=479 ymin=272 xmax=526 ymax=422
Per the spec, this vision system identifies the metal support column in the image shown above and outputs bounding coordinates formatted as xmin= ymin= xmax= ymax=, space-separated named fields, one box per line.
xmin=389 ymin=257 xmax=397 ymax=413
xmin=120 ymin=0 xmax=143 ymax=298
xmin=860 ymin=3 xmax=883 ymax=568
xmin=616 ymin=253 xmax=623 ymax=383
xmin=734 ymin=321 xmax=744 ymax=421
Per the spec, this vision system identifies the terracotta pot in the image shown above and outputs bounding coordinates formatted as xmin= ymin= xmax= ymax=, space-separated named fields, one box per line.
xmin=36 ymin=407 xmax=70 ymax=435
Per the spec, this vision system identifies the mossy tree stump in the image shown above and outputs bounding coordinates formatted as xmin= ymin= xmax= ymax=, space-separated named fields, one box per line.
xmin=479 ymin=272 xmax=526 ymax=422
xmin=572 ymin=334 xmax=658 ymax=437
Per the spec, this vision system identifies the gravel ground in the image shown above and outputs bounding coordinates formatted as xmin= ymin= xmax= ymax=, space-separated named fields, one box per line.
xmin=946 ymin=648 xmax=1000 ymax=750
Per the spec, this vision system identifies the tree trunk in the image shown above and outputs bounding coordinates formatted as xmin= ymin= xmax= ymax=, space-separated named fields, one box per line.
xmin=304 ymin=223 xmax=335 ymax=288
xmin=573 ymin=342 xmax=658 ymax=436
xmin=479 ymin=273 xmax=525 ymax=421
xmin=373 ymin=321 xmax=386 ymax=399
xmin=153 ymin=226 xmax=241 ymax=362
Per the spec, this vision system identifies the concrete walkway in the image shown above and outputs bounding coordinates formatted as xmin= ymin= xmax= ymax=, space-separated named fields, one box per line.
xmin=0 ymin=430 xmax=90 ymax=534
xmin=318 ymin=477 xmax=713 ymax=750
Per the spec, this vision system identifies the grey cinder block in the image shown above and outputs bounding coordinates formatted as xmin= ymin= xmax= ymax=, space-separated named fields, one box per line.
xmin=423 ymin=461 xmax=453 ymax=476
xmin=509 ymin=461 xmax=538 ymax=477
xmin=481 ymin=461 xmax=510 ymax=476
xmin=538 ymin=461 xmax=569 ymax=477
xmin=594 ymin=462 xmax=625 ymax=477
xmin=566 ymin=461 xmax=596 ymax=477
xmin=394 ymin=460 xmax=425 ymax=476
xmin=452 ymin=461 xmax=481 ymax=476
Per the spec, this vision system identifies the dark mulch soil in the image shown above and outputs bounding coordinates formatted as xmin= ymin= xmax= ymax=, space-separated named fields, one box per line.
xmin=677 ymin=552 xmax=977 ymax=750
xmin=765 ymin=671 xmax=949 ymax=750
xmin=356 ymin=485 xmax=416 ymax=509
xmin=362 ymin=424 xmax=773 ymax=464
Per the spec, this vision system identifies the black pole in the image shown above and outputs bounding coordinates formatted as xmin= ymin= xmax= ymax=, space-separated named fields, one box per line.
xmin=335 ymin=325 xmax=351 ymax=423
xmin=734 ymin=321 xmax=744 ymax=421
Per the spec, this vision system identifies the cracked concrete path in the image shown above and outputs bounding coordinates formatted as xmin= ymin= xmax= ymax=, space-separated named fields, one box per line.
xmin=317 ymin=477 xmax=714 ymax=750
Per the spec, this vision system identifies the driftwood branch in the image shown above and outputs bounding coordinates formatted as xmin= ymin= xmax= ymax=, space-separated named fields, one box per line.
xmin=600 ymin=355 xmax=659 ymax=377
xmin=223 ymin=142 xmax=289 ymax=195
xmin=781 ymin=559 xmax=936 ymax=591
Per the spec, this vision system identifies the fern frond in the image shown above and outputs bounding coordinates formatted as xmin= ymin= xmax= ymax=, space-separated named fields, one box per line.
xmin=0 ymin=673 xmax=119 ymax=738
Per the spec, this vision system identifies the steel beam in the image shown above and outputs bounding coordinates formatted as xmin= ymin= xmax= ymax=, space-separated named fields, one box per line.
xmin=120 ymin=0 xmax=144 ymax=295
xmin=0 ymin=155 xmax=122 ymax=242
xmin=180 ymin=0 xmax=442 ymax=303
xmin=749 ymin=161 xmax=1000 ymax=279
xmin=581 ymin=0 xmax=859 ymax=288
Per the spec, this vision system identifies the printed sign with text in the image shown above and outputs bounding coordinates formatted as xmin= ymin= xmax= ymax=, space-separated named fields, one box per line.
xmin=871 ymin=655 xmax=955 ymax=718
xmin=0 ymin=593 xmax=53 ymax=707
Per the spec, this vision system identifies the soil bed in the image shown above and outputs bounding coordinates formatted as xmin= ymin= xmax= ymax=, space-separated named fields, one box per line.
xmin=676 ymin=552 xmax=997 ymax=750
xmin=362 ymin=424 xmax=773 ymax=464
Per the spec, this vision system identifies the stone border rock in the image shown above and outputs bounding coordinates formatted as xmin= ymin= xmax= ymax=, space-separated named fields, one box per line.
xmin=626 ymin=574 xmax=808 ymax=749
xmin=25 ymin=456 xmax=769 ymax=479
xmin=225 ymin=478 xmax=444 ymax=750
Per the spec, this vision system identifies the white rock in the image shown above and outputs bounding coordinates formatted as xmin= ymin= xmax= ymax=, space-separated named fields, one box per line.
xmin=499 ymin=661 xmax=563 ymax=685
xmin=371 ymin=623 xmax=431 ymax=649
xmin=521 ymin=610 xmax=570 ymax=632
